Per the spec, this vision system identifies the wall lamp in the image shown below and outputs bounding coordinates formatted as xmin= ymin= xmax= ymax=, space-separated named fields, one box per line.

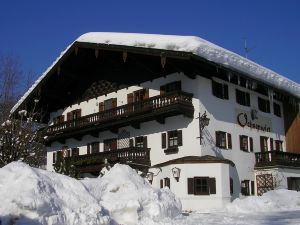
xmin=172 ymin=167 xmax=181 ymax=182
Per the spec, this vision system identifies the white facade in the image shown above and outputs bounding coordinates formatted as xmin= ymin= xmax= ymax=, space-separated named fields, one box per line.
xmin=46 ymin=72 xmax=300 ymax=210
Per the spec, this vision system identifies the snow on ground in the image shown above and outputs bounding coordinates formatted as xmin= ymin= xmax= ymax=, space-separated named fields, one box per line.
xmin=1 ymin=162 xmax=300 ymax=225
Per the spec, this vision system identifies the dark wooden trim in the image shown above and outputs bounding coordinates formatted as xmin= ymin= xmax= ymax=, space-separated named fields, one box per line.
xmin=46 ymin=91 xmax=194 ymax=144
xmin=152 ymin=155 xmax=235 ymax=168
xmin=255 ymin=151 xmax=300 ymax=168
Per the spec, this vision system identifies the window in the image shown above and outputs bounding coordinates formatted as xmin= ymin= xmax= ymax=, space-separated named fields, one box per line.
xmin=188 ymin=177 xmax=216 ymax=195
xmin=160 ymin=178 xmax=171 ymax=189
xmin=135 ymin=136 xmax=147 ymax=148
xmin=287 ymin=177 xmax=300 ymax=191
xmin=275 ymin=140 xmax=283 ymax=151
xmin=216 ymin=131 xmax=232 ymax=149
xmin=239 ymin=135 xmax=253 ymax=152
xmin=160 ymin=81 xmax=181 ymax=95
xmin=258 ymin=97 xmax=270 ymax=113
xmin=161 ymin=130 xmax=183 ymax=152
xmin=273 ymin=102 xmax=281 ymax=117
xmin=67 ymin=109 xmax=81 ymax=121
xmin=260 ymin=136 xmax=269 ymax=152
xmin=241 ymin=180 xmax=250 ymax=196
xmin=53 ymin=152 xmax=56 ymax=163
xmin=168 ymin=130 xmax=178 ymax=147
xmin=72 ymin=148 xmax=79 ymax=156
xmin=99 ymin=98 xmax=117 ymax=112
xmin=230 ymin=178 xmax=233 ymax=195
xmin=53 ymin=115 xmax=64 ymax=125
xmin=91 ymin=142 xmax=99 ymax=153
xmin=212 ymin=80 xmax=229 ymax=100
xmin=104 ymin=138 xmax=117 ymax=151
xmin=236 ymin=89 xmax=250 ymax=106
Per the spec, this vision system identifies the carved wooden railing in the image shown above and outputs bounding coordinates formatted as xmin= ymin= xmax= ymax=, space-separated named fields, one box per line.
xmin=255 ymin=151 xmax=300 ymax=168
xmin=46 ymin=91 xmax=193 ymax=135
xmin=67 ymin=147 xmax=151 ymax=167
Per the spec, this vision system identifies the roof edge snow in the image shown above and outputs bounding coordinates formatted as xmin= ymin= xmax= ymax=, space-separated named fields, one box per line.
xmin=11 ymin=32 xmax=300 ymax=114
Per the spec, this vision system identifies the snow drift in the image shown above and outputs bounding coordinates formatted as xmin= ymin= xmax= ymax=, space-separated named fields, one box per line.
xmin=0 ymin=162 xmax=181 ymax=225
xmin=227 ymin=189 xmax=300 ymax=213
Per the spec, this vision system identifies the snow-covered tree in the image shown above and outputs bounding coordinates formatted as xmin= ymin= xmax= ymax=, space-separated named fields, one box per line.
xmin=0 ymin=102 xmax=46 ymax=168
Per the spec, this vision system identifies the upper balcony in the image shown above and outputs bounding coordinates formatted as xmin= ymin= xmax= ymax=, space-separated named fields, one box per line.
xmin=46 ymin=91 xmax=194 ymax=144
xmin=255 ymin=151 xmax=300 ymax=168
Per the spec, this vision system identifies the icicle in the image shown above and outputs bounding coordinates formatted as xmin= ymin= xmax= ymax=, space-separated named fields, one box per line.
xmin=246 ymin=80 xmax=249 ymax=89
xmin=268 ymin=88 xmax=273 ymax=102
xmin=227 ymin=72 xmax=232 ymax=82
xmin=252 ymin=81 xmax=257 ymax=90
xmin=238 ymin=76 xmax=240 ymax=86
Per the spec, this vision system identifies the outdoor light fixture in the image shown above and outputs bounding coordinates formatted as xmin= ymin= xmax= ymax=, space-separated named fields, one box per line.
xmin=147 ymin=172 xmax=154 ymax=184
xmin=171 ymin=167 xmax=181 ymax=182
xmin=197 ymin=111 xmax=210 ymax=145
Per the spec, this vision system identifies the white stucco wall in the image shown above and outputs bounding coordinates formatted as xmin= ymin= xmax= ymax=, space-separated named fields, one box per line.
xmin=149 ymin=163 xmax=232 ymax=211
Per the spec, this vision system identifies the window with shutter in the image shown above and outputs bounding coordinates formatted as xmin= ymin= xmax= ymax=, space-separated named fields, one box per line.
xmin=249 ymin=137 xmax=253 ymax=152
xmin=135 ymin=136 xmax=144 ymax=148
xmin=251 ymin=181 xmax=255 ymax=195
xmin=99 ymin=102 xmax=104 ymax=112
xmin=187 ymin=178 xmax=194 ymax=194
xmin=241 ymin=180 xmax=250 ymax=196
xmin=164 ymin=178 xmax=170 ymax=188
xmin=227 ymin=133 xmax=232 ymax=149
xmin=209 ymin=178 xmax=216 ymax=194
xmin=161 ymin=81 xmax=182 ymax=94
xmin=91 ymin=142 xmax=99 ymax=153
xmin=270 ymin=138 xmax=274 ymax=151
xmin=143 ymin=136 xmax=148 ymax=148
xmin=230 ymin=178 xmax=233 ymax=195
xmin=53 ymin=152 xmax=56 ymax=163
xmin=160 ymin=179 xmax=164 ymax=189
xmin=240 ymin=135 xmax=249 ymax=152
xmin=260 ymin=136 xmax=269 ymax=152
xmin=194 ymin=177 xmax=209 ymax=195
xmin=161 ymin=133 xmax=166 ymax=148
xmin=87 ymin=144 xmax=91 ymax=154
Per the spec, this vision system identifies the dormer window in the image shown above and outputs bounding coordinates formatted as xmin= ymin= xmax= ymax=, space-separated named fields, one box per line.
xmin=236 ymin=89 xmax=250 ymax=106
xmin=212 ymin=80 xmax=229 ymax=100
xmin=160 ymin=81 xmax=181 ymax=95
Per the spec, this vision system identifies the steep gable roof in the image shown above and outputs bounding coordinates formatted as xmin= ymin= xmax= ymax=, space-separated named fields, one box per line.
xmin=11 ymin=32 xmax=300 ymax=114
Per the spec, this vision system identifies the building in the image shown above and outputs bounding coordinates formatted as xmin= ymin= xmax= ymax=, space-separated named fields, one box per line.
xmin=11 ymin=33 xmax=300 ymax=211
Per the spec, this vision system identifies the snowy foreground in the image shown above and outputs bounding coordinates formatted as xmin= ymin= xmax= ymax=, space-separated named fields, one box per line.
xmin=0 ymin=162 xmax=300 ymax=225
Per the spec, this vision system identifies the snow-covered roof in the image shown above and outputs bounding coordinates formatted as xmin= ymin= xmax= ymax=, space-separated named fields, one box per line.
xmin=11 ymin=32 xmax=300 ymax=113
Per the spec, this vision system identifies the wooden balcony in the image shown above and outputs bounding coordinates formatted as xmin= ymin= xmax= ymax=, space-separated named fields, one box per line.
xmin=67 ymin=147 xmax=151 ymax=174
xmin=46 ymin=91 xmax=194 ymax=143
xmin=255 ymin=151 xmax=300 ymax=168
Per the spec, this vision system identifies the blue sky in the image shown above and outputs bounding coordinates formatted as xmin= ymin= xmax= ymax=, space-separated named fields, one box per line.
xmin=1 ymin=0 xmax=299 ymax=86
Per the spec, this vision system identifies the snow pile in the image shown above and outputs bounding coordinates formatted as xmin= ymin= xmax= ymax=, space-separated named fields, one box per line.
xmin=82 ymin=164 xmax=182 ymax=225
xmin=227 ymin=189 xmax=300 ymax=213
xmin=0 ymin=162 xmax=181 ymax=225
xmin=0 ymin=162 xmax=109 ymax=225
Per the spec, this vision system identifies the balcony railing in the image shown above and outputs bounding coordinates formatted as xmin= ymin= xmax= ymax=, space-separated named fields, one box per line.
xmin=46 ymin=91 xmax=193 ymax=140
xmin=67 ymin=147 xmax=150 ymax=173
xmin=255 ymin=151 xmax=300 ymax=168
